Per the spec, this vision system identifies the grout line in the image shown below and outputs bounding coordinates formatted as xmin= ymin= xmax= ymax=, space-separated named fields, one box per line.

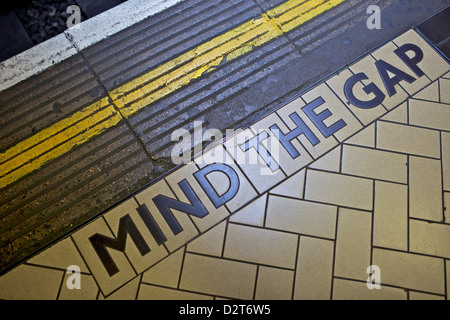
xmin=291 ymin=235 xmax=300 ymax=300
xmin=252 ymin=265 xmax=259 ymax=300
xmin=135 ymin=273 xmax=143 ymax=300
xmin=438 ymin=78 xmax=442 ymax=103
xmin=95 ymin=287 xmax=101 ymax=300
xmin=406 ymin=98 xmax=410 ymax=125
xmin=219 ymin=218 xmax=229 ymax=259
xmin=372 ymin=245 xmax=450 ymax=260
xmin=262 ymin=190 xmax=270 ymax=228
xmin=187 ymin=250 xmax=296 ymax=272
xmin=301 ymin=167 xmax=308 ymax=199
xmin=330 ymin=207 xmax=340 ymax=300
xmin=333 ymin=275 xmax=446 ymax=298
xmin=440 ymin=131 xmax=446 ymax=223
xmin=177 ymin=247 xmax=187 ymax=290
xmin=139 ymin=280 xmax=225 ymax=300
xmin=370 ymin=180 xmax=375 ymax=268
xmin=407 ymin=154 xmax=410 ymax=252
xmin=445 ymin=259 xmax=448 ymax=301
xmin=229 ymin=220 xmax=336 ymax=242
xmin=55 ymin=270 xmax=66 ymax=301
xmin=24 ymin=262 xmax=91 ymax=276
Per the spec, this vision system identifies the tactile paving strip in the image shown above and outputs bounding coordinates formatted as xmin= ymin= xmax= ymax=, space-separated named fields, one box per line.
xmin=0 ymin=28 xmax=448 ymax=300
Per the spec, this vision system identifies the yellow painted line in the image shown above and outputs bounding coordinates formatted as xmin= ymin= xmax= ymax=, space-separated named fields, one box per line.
xmin=0 ymin=0 xmax=346 ymax=189
xmin=0 ymin=98 xmax=122 ymax=188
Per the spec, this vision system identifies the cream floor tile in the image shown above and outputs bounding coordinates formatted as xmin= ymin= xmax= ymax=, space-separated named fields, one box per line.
xmin=27 ymin=237 xmax=89 ymax=273
xmin=342 ymin=145 xmax=407 ymax=183
xmin=372 ymin=248 xmax=445 ymax=295
xmin=301 ymin=83 xmax=363 ymax=142
xmin=409 ymin=219 xmax=450 ymax=259
xmin=334 ymin=208 xmax=372 ymax=281
xmin=332 ymin=278 xmax=407 ymax=300
xmin=440 ymin=78 xmax=450 ymax=104
xmin=443 ymin=132 xmax=450 ymax=192
xmin=409 ymin=156 xmax=443 ymax=222
xmin=409 ymin=98 xmax=450 ymax=131
xmin=223 ymin=223 xmax=298 ymax=269
xmin=373 ymin=181 xmax=408 ymax=251
xmin=272 ymin=97 xmax=339 ymax=160
xmin=294 ymin=236 xmax=334 ymax=300
xmin=376 ymin=121 xmax=441 ymax=158
xmin=326 ymin=68 xmax=388 ymax=125
xmin=409 ymin=291 xmax=445 ymax=300
xmin=413 ymin=81 xmax=440 ymax=102
xmin=135 ymin=178 xmax=199 ymax=253
xmin=0 ymin=264 xmax=63 ymax=300
xmin=309 ymin=146 xmax=341 ymax=173
xmin=58 ymin=273 xmax=98 ymax=300
xmin=71 ymin=217 xmax=137 ymax=296
xmin=103 ymin=198 xmax=168 ymax=275
xmin=345 ymin=124 xmax=376 ymax=148
xmin=229 ymin=193 xmax=266 ymax=227
xmin=393 ymin=29 xmax=450 ymax=81
xmin=371 ymin=41 xmax=430 ymax=96
xmin=269 ymin=169 xmax=305 ymax=199
xmin=164 ymin=162 xmax=230 ymax=232
xmin=254 ymin=266 xmax=294 ymax=300
xmin=186 ymin=220 xmax=227 ymax=257
xmin=266 ymin=195 xmax=337 ymax=239
xmin=380 ymin=101 xmax=408 ymax=124
xmin=179 ymin=253 xmax=257 ymax=300
xmin=138 ymin=284 xmax=213 ymax=300
xmin=98 ymin=276 xmax=140 ymax=300
xmin=304 ymin=169 xmax=373 ymax=211
xmin=141 ymin=248 xmax=185 ymax=288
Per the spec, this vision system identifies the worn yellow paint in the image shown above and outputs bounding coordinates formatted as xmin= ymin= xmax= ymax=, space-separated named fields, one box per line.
xmin=0 ymin=0 xmax=346 ymax=189
xmin=0 ymin=98 xmax=121 ymax=189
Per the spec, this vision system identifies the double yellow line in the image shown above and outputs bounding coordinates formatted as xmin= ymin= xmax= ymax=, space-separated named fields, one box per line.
xmin=0 ymin=0 xmax=346 ymax=189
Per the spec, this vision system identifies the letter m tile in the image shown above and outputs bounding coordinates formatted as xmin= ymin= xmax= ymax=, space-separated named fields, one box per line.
xmin=89 ymin=214 xmax=151 ymax=277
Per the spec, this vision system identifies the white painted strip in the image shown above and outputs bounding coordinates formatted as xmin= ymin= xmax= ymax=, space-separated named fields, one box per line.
xmin=65 ymin=0 xmax=186 ymax=51
xmin=0 ymin=0 xmax=186 ymax=93
xmin=0 ymin=33 xmax=76 ymax=92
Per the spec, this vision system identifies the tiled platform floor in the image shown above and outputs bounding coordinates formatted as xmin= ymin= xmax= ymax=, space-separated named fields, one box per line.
xmin=0 ymin=28 xmax=449 ymax=300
